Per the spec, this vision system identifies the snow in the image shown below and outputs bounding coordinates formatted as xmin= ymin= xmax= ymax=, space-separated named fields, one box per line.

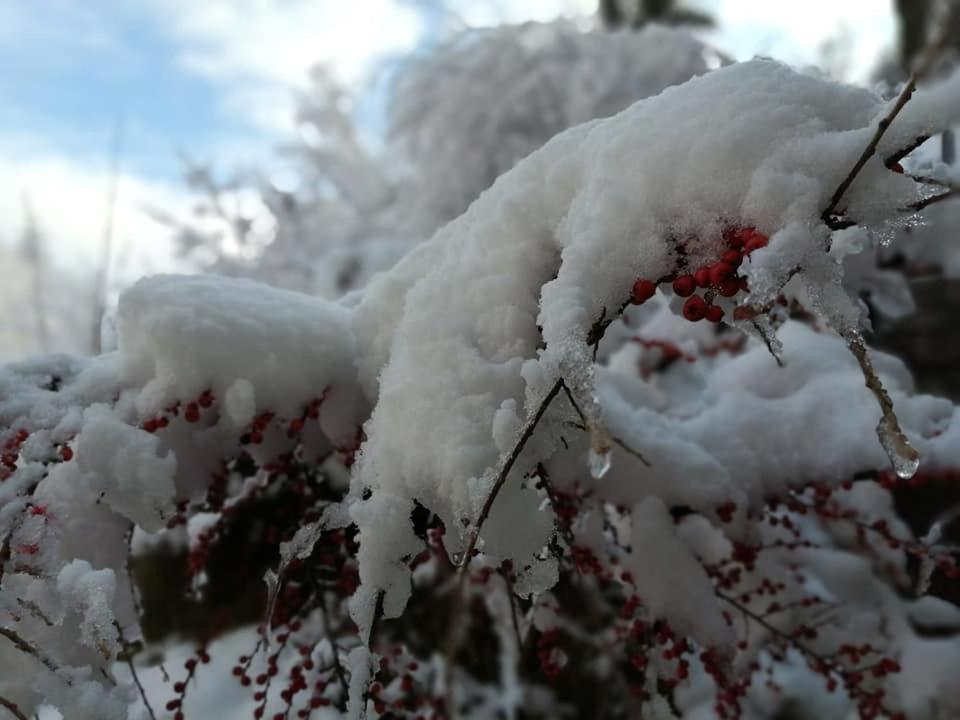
xmin=627 ymin=497 xmax=734 ymax=650
xmin=4 ymin=48 xmax=960 ymax=719
xmin=75 ymin=406 xmax=176 ymax=532
xmin=350 ymin=58 xmax=960 ymax=639
xmin=118 ymin=274 xmax=358 ymax=422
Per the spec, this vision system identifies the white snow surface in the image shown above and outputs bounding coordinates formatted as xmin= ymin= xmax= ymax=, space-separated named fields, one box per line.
xmin=349 ymin=59 xmax=959 ymax=636
xmin=3 ymin=56 xmax=960 ymax=719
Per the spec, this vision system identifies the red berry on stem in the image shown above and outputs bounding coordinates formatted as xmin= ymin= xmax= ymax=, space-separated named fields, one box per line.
xmin=706 ymin=305 xmax=724 ymax=323
xmin=743 ymin=232 xmax=768 ymax=255
xmin=185 ymin=403 xmax=200 ymax=423
xmin=722 ymin=249 xmax=743 ymax=268
xmin=672 ymin=274 xmax=696 ymax=298
xmin=60 ymin=446 xmax=73 ymax=461
xmin=694 ymin=267 xmax=712 ymax=288
xmin=631 ymin=278 xmax=657 ymax=305
xmin=682 ymin=295 xmax=708 ymax=322
xmin=717 ymin=277 xmax=740 ymax=297
xmin=709 ymin=262 xmax=734 ymax=286
xmin=724 ymin=227 xmax=746 ymax=248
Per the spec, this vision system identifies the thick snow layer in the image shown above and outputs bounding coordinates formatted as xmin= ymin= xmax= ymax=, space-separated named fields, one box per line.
xmin=118 ymin=274 xmax=358 ymax=421
xmin=5 ymin=54 xmax=960 ymax=719
xmin=350 ymin=59 xmax=960 ymax=637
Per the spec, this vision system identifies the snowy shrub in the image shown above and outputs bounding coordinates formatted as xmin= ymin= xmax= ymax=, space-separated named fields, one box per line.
xmin=3 ymin=55 xmax=960 ymax=720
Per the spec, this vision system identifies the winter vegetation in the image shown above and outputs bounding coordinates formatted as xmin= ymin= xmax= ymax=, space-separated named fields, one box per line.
xmin=3 ymin=4 xmax=960 ymax=720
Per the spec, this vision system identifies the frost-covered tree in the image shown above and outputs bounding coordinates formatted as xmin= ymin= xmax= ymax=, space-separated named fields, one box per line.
xmin=4 ymin=23 xmax=960 ymax=720
xmin=169 ymin=21 xmax=723 ymax=298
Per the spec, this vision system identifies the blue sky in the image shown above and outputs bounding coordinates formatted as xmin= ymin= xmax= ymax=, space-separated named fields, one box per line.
xmin=0 ymin=0 xmax=896 ymax=276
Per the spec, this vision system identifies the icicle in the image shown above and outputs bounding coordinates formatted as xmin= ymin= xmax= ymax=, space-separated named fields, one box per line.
xmin=844 ymin=331 xmax=920 ymax=479
xmin=588 ymin=447 xmax=612 ymax=479
xmin=588 ymin=424 xmax=613 ymax=479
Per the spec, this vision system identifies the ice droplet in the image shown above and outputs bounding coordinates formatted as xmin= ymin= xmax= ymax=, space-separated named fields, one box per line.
xmin=588 ymin=422 xmax=614 ymax=479
xmin=588 ymin=447 xmax=612 ymax=479
xmin=877 ymin=415 xmax=920 ymax=480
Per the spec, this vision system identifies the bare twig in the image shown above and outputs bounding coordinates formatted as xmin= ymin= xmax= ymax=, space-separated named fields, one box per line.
xmin=821 ymin=19 xmax=952 ymax=228
xmin=906 ymin=186 xmax=960 ymax=211
xmin=0 ymin=695 xmax=28 ymax=720
xmin=441 ymin=378 xmax=563 ymax=715
xmin=751 ymin=319 xmax=784 ymax=368
xmin=0 ymin=628 xmax=70 ymax=684
xmin=113 ymin=621 xmax=155 ymax=720
xmin=844 ymin=333 xmax=919 ymax=478
xmin=320 ymin=596 xmax=349 ymax=709
xmin=559 ymin=380 xmax=651 ymax=466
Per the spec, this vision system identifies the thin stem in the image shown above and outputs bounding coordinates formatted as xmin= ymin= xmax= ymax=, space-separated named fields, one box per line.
xmin=821 ymin=17 xmax=951 ymax=228
xmin=442 ymin=378 xmax=564 ymax=716
xmin=114 ymin=622 xmax=156 ymax=720
xmin=560 ymin=381 xmax=651 ymax=466
xmin=0 ymin=628 xmax=70 ymax=685
xmin=906 ymin=187 xmax=960 ymax=211
xmin=0 ymin=696 xmax=28 ymax=720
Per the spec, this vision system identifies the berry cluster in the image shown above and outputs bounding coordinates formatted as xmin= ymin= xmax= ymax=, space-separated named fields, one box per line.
xmin=630 ymin=226 xmax=769 ymax=323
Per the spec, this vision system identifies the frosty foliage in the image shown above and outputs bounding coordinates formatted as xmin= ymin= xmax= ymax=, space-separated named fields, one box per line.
xmin=171 ymin=22 xmax=721 ymax=299
xmin=389 ymin=20 xmax=726 ymax=229
xmin=3 ymin=51 xmax=960 ymax=720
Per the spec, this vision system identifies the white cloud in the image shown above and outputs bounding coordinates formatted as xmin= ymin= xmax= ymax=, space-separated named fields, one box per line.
xmin=0 ymin=145 xmax=190 ymax=278
xmin=145 ymin=0 xmax=424 ymax=133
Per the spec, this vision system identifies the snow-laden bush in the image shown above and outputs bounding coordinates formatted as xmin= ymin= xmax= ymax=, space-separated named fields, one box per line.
xmin=3 ymin=58 xmax=960 ymax=719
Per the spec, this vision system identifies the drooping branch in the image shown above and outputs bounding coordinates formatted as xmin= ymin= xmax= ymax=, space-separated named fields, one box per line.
xmin=844 ymin=333 xmax=920 ymax=479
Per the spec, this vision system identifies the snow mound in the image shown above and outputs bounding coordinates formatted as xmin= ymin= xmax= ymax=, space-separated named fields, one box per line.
xmin=350 ymin=59 xmax=959 ymax=636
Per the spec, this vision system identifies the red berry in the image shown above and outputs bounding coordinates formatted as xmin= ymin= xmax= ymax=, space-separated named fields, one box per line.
xmin=717 ymin=278 xmax=740 ymax=297
xmin=694 ymin=267 xmax=712 ymax=288
xmin=185 ymin=403 xmax=200 ymax=423
xmin=631 ymin=278 xmax=657 ymax=305
xmin=682 ymin=295 xmax=708 ymax=322
xmin=709 ymin=262 xmax=734 ymax=286
xmin=672 ymin=274 xmax=696 ymax=297
xmin=743 ymin=232 xmax=769 ymax=255
xmin=706 ymin=305 xmax=724 ymax=323
xmin=724 ymin=227 xmax=747 ymax=247
xmin=59 ymin=446 xmax=73 ymax=462
xmin=890 ymin=161 xmax=904 ymax=174
xmin=722 ymin=249 xmax=743 ymax=268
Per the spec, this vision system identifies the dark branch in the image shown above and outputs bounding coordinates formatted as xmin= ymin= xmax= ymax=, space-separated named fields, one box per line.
xmin=0 ymin=695 xmax=28 ymax=720
xmin=821 ymin=19 xmax=951 ymax=228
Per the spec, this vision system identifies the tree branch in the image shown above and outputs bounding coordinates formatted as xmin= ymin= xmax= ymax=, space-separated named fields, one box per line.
xmin=905 ymin=186 xmax=960 ymax=212
xmin=821 ymin=18 xmax=952 ymax=228
xmin=0 ymin=695 xmax=28 ymax=720
xmin=114 ymin=621 xmax=155 ymax=720
xmin=0 ymin=628 xmax=70 ymax=685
